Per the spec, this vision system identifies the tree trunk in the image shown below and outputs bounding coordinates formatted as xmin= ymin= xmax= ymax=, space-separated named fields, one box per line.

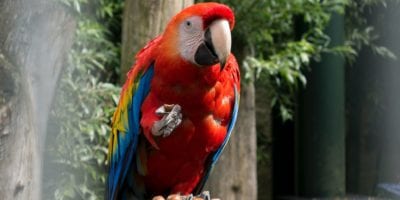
xmin=0 ymin=1 xmax=75 ymax=199
xmin=120 ymin=0 xmax=193 ymax=83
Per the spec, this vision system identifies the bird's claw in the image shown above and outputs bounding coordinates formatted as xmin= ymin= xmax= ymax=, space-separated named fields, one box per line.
xmin=181 ymin=194 xmax=193 ymax=200
xmin=181 ymin=191 xmax=212 ymax=200
xmin=152 ymin=104 xmax=182 ymax=138
xmin=152 ymin=191 xmax=215 ymax=200
xmin=197 ymin=191 xmax=211 ymax=200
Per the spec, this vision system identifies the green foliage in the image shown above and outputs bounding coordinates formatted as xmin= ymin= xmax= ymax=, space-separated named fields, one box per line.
xmin=48 ymin=81 xmax=119 ymax=200
xmin=202 ymin=0 xmax=394 ymax=121
xmin=44 ymin=0 xmax=123 ymax=199
xmin=212 ymin=0 xmax=347 ymax=120
xmin=346 ymin=0 xmax=397 ymax=62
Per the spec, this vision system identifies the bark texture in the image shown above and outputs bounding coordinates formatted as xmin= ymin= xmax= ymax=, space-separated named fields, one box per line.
xmin=120 ymin=0 xmax=193 ymax=82
xmin=0 ymin=1 xmax=75 ymax=199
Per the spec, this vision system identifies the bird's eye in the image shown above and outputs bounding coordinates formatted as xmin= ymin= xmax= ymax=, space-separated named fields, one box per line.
xmin=182 ymin=17 xmax=200 ymax=33
xmin=185 ymin=20 xmax=192 ymax=28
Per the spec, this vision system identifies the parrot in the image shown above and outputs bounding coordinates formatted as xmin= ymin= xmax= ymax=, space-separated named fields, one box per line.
xmin=106 ymin=2 xmax=240 ymax=200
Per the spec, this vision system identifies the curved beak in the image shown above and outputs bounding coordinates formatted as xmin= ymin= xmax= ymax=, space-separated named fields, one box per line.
xmin=194 ymin=19 xmax=232 ymax=70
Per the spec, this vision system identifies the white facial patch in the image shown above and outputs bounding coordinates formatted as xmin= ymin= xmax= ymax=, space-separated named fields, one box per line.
xmin=178 ymin=16 xmax=204 ymax=64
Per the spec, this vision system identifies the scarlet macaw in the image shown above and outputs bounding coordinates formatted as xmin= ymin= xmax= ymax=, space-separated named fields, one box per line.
xmin=107 ymin=3 xmax=240 ymax=199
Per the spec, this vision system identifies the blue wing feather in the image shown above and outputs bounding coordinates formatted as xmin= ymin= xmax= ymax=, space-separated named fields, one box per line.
xmin=107 ymin=65 xmax=154 ymax=200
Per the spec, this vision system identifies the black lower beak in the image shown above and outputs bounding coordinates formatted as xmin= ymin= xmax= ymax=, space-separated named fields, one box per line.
xmin=194 ymin=29 xmax=219 ymax=66
xmin=220 ymin=61 xmax=226 ymax=71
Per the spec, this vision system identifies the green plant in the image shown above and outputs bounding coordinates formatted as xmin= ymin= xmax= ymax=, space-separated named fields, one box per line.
xmin=44 ymin=0 xmax=123 ymax=199
xmin=201 ymin=0 xmax=394 ymax=121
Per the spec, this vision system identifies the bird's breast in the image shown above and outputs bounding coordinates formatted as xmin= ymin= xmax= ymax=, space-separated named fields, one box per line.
xmin=150 ymin=76 xmax=234 ymax=158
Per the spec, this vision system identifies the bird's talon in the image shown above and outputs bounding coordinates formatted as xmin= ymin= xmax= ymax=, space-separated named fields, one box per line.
xmin=152 ymin=104 xmax=182 ymax=137
xmin=198 ymin=191 xmax=211 ymax=200
xmin=182 ymin=194 xmax=193 ymax=200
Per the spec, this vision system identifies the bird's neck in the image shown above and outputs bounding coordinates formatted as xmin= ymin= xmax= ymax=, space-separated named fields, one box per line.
xmin=154 ymin=56 xmax=221 ymax=86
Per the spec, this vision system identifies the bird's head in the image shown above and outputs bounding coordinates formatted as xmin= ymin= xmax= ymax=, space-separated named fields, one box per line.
xmin=160 ymin=3 xmax=235 ymax=70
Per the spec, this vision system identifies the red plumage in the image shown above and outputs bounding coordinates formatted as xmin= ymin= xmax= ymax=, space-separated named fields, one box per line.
xmin=140 ymin=54 xmax=239 ymax=194
xmin=119 ymin=2 xmax=240 ymax=197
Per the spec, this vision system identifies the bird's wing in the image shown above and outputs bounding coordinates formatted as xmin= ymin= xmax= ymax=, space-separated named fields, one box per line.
xmin=106 ymin=36 xmax=161 ymax=200
xmin=194 ymin=85 xmax=239 ymax=194
xmin=193 ymin=56 xmax=240 ymax=194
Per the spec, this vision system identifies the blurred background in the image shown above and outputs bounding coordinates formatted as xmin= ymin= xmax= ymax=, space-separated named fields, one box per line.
xmin=0 ymin=0 xmax=400 ymax=199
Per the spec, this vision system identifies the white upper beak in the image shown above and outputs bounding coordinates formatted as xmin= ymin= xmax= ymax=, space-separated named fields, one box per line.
xmin=209 ymin=19 xmax=232 ymax=68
